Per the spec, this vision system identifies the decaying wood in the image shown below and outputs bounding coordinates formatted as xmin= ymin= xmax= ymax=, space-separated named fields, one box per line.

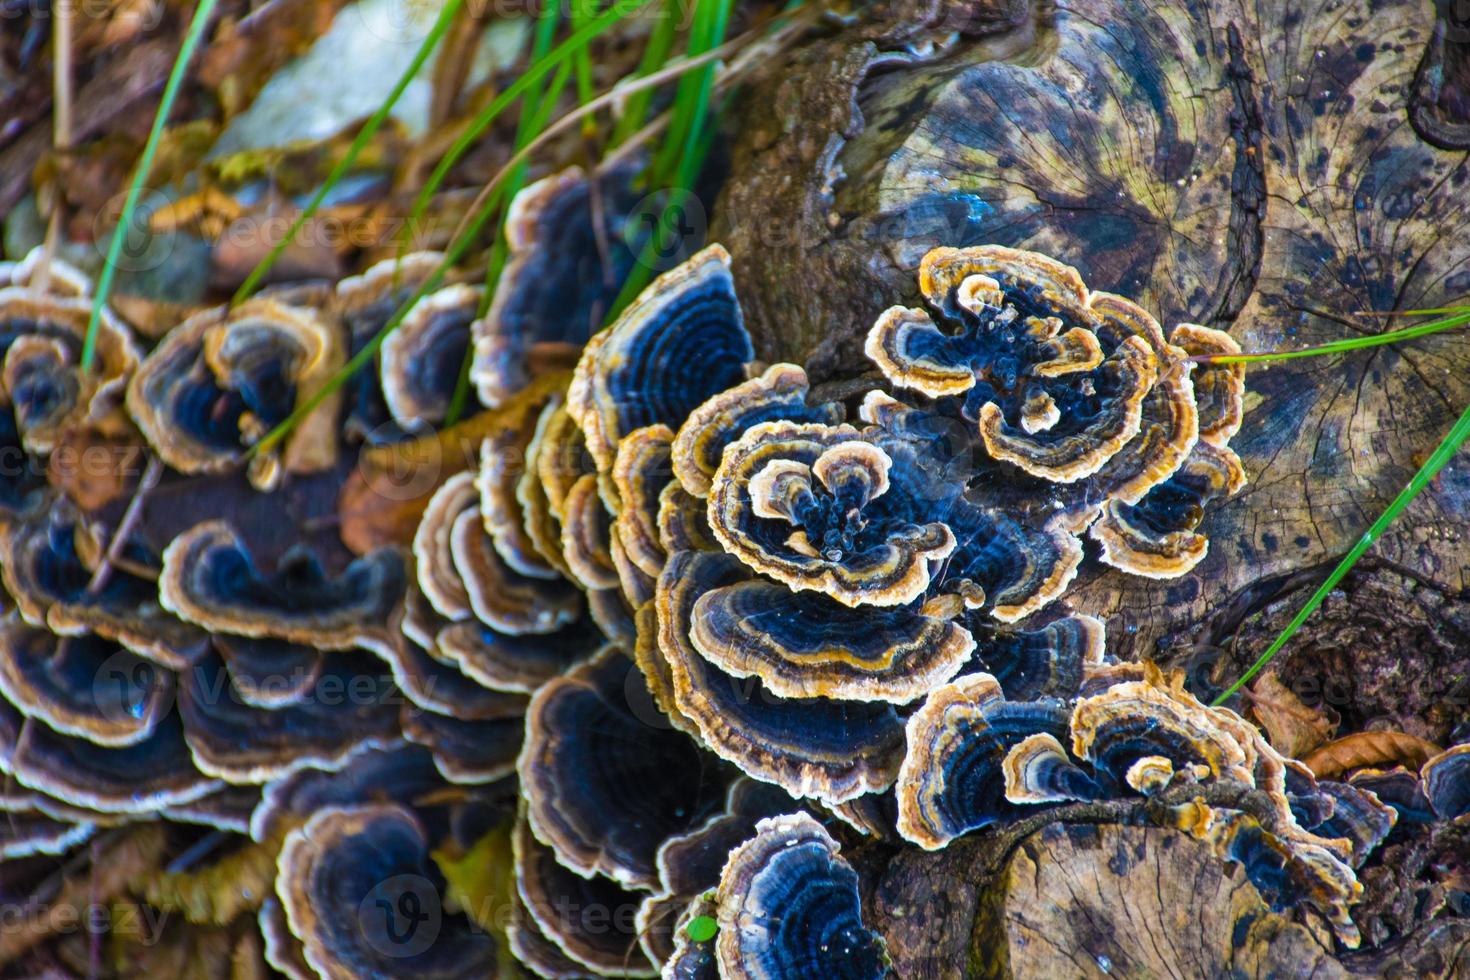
xmin=715 ymin=0 xmax=1470 ymax=661
xmin=980 ymin=823 xmax=1339 ymax=979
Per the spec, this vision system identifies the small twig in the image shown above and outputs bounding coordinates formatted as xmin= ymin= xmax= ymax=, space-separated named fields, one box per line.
xmin=164 ymin=829 xmax=231 ymax=874
xmin=33 ymin=0 xmax=74 ymax=295
xmin=85 ymin=455 xmax=164 ymax=595
xmin=108 ymin=554 xmax=161 ymax=582
xmin=88 ymin=835 xmax=101 ymax=980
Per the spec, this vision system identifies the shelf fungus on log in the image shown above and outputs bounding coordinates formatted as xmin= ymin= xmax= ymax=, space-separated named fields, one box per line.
xmin=472 ymin=166 xmax=643 ymax=408
xmin=0 ymin=614 xmax=174 ymax=747
xmin=0 ymin=284 xmax=138 ymax=455
xmin=400 ymin=703 xmax=524 ymax=785
xmin=568 ymin=243 xmax=752 ymax=474
xmin=892 ymin=663 xmax=1384 ymax=947
xmin=655 ymin=549 xmax=908 ymax=803
xmin=0 ymin=500 xmax=207 ymax=667
xmin=412 ymin=469 xmax=480 ymax=621
xmin=518 ymin=648 xmax=728 ymax=889
xmin=709 ymin=421 xmax=958 ymax=608
xmin=670 ymin=362 xmax=845 ymax=498
xmin=158 ymin=783 xmax=262 ymax=834
xmin=158 ymin=520 xmax=406 ymax=650
xmin=379 ymin=283 xmax=481 ymax=432
xmin=513 ymin=813 xmax=657 ymax=977
xmin=690 ymin=576 xmax=976 ymax=703
xmin=865 ymin=245 xmax=1247 ymax=577
xmin=555 ymin=244 xmax=1178 ymax=807
xmin=178 ymin=650 xmax=401 ymax=783
xmin=333 ymin=250 xmax=446 ymax=444
xmin=636 ymin=778 xmax=795 ymax=967
xmin=211 ymin=633 xmax=325 ymax=708
xmin=962 ymin=612 xmax=1106 ymax=701
xmin=895 ymin=672 xmax=1082 ymax=849
xmin=1422 ymin=743 xmax=1470 ymax=823
xmin=249 ymin=741 xmax=445 ymax=844
xmin=276 ymin=803 xmax=499 ymax=979
xmin=479 ymin=394 xmax=569 ymax=582
xmin=126 ymin=300 xmax=343 ymax=491
xmin=0 ymin=699 xmax=220 ymax=814
xmin=715 ymin=812 xmax=889 ymax=980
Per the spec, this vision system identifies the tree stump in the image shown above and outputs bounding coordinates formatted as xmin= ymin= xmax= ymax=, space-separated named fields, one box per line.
xmin=979 ymin=823 xmax=1341 ymax=979
xmin=714 ymin=0 xmax=1470 ymax=660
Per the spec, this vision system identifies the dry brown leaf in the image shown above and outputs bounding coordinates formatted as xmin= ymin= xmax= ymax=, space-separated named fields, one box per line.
xmin=111 ymin=294 xmax=213 ymax=340
xmin=1246 ymin=672 xmax=1337 ymax=759
xmin=339 ymin=371 xmax=570 ymax=554
xmin=1302 ymin=731 xmax=1443 ymax=780
xmin=0 ymin=824 xmax=168 ymax=964
xmin=138 ymin=824 xmax=295 ymax=926
xmin=47 ymin=415 xmax=148 ymax=512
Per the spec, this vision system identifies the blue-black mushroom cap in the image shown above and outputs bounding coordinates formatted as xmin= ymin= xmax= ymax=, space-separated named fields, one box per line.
xmin=250 ymin=741 xmax=445 ymax=843
xmin=715 ymin=812 xmax=888 ymax=980
xmin=0 ymin=287 xmax=138 ymax=455
xmin=655 ymin=549 xmax=907 ymax=803
xmin=400 ymin=704 xmax=524 ymax=785
xmin=472 ymin=166 xmax=645 ymax=408
xmin=866 ymin=246 xmax=1169 ymax=485
xmin=276 ymin=803 xmax=499 ymax=980
xmin=178 ymin=649 xmax=401 ymax=783
xmin=637 ymin=778 xmax=795 ymax=967
xmin=126 ymin=300 xmax=342 ymax=490
xmin=1422 ymin=743 xmax=1470 ymax=823
xmin=569 ymin=244 xmax=753 ymax=474
xmin=0 ymin=699 xmax=219 ymax=814
xmin=513 ymin=813 xmax=656 ymax=977
xmin=690 ymin=578 xmax=975 ymax=703
xmin=159 ymin=520 xmax=406 ymax=650
xmin=962 ymin=613 xmax=1106 ymax=701
xmin=334 ymin=251 xmax=445 ymax=445
xmin=519 ymin=647 xmax=729 ymax=888
xmin=0 ymin=614 xmax=173 ymax=747
xmin=895 ymin=673 xmax=1073 ymax=849
xmin=0 ymin=502 xmax=208 ymax=668
xmin=379 ymin=284 xmax=481 ymax=431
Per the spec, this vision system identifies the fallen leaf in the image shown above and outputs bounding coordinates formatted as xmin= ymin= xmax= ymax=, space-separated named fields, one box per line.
xmin=1302 ymin=731 xmax=1443 ymax=780
xmin=434 ymin=820 xmax=529 ymax=979
xmin=0 ymin=824 xmax=167 ymax=964
xmin=139 ymin=823 xmax=296 ymax=926
xmin=47 ymin=415 xmax=148 ymax=512
xmin=1246 ymin=671 xmax=1338 ymax=758
xmin=339 ymin=372 xmax=569 ymax=554
xmin=111 ymin=294 xmax=213 ymax=340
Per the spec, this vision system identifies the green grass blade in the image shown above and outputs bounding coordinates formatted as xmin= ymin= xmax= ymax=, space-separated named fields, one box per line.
xmin=611 ymin=0 xmax=682 ymax=146
xmin=442 ymin=57 xmax=574 ymax=426
xmin=651 ymin=0 xmax=723 ymax=185
xmin=668 ymin=0 xmax=730 ymax=186
xmin=609 ymin=0 xmax=732 ymax=320
xmin=1197 ymin=309 xmax=1470 ymax=365
xmin=1213 ymin=396 xmax=1470 ymax=704
xmin=568 ymin=0 xmax=598 ymax=138
xmin=401 ymin=0 xmax=655 ymax=250
xmin=83 ymin=0 xmax=221 ymax=371
xmin=230 ymin=0 xmax=465 ymax=308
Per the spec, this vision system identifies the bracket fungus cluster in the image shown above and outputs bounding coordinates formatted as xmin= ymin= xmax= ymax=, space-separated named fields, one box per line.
xmin=0 ymin=173 xmax=1433 ymax=977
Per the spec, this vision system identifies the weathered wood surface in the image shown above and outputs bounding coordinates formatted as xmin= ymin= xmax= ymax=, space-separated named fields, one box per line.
xmin=859 ymin=811 xmax=1470 ymax=979
xmin=714 ymin=0 xmax=1470 ymax=661
xmin=981 ymin=823 xmax=1340 ymax=978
